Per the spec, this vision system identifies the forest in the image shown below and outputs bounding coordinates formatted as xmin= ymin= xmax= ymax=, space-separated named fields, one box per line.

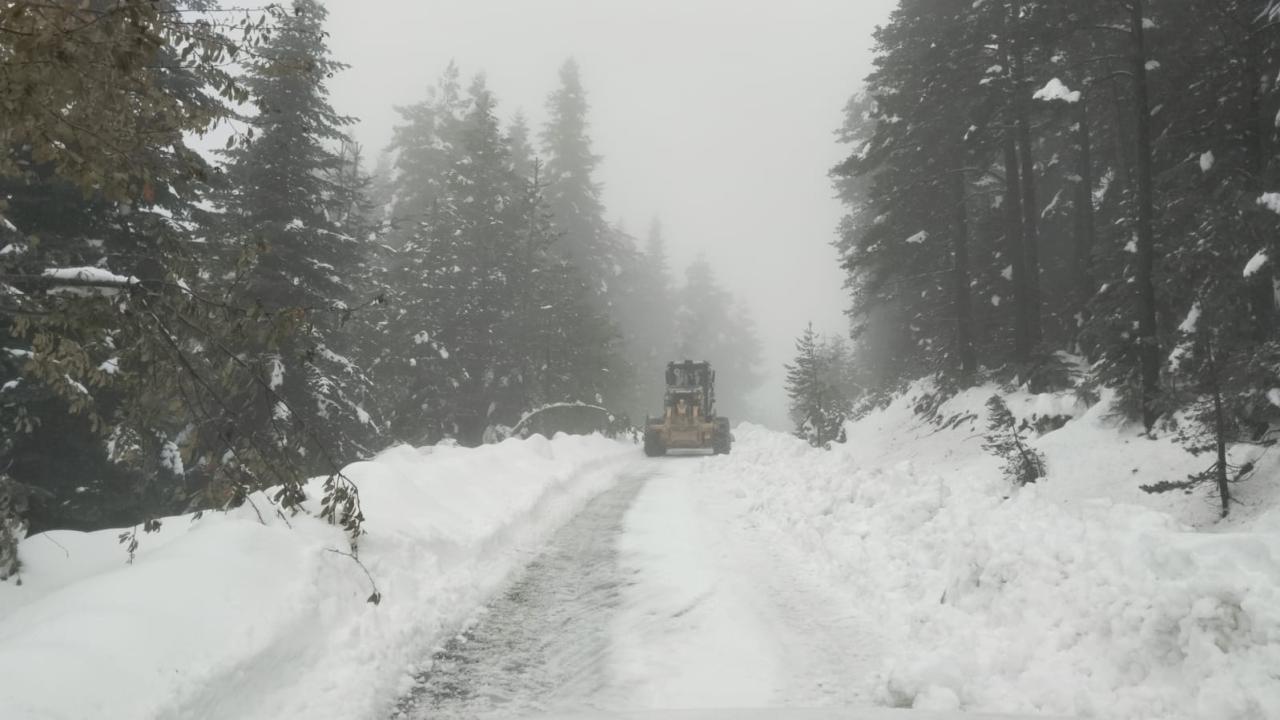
xmin=0 ymin=1 xmax=763 ymax=547
xmin=785 ymin=0 xmax=1280 ymax=516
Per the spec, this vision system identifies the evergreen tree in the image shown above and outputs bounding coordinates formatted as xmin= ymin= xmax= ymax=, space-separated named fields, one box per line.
xmin=838 ymin=0 xmax=1280 ymax=507
xmin=673 ymin=257 xmax=764 ymax=419
xmin=538 ymin=58 xmax=632 ymax=412
xmin=377 ymin=63 xmax=469 ymax=443
xmin=507 ymin=112 xmax=538 ymax=182
xmin=622 ymin=218 xmax=678 ymax=419
xmin=785 ymin=324 xmax=853 ymax=448
xmin=214 ymin=0 xmax=381 ymax=470
xmin=378 ymin=67 xmax=625 ymax=444
xmin=0 ymin=2 xmax=367 ymax=543
xmin=540 ymin=59 xmax=613 ymax=286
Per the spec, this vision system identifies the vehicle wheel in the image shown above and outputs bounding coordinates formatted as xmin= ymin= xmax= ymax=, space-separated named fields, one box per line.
xmin=712 ymin=418 xmax=731 ymax=455
xmin=643 ymin=429 xmax=666 ymax=457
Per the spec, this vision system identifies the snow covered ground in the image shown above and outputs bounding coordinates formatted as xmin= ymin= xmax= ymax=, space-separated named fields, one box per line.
xmin=0 ymin=434 xmax=636 ymax=720
xmin=2 ymin=384 xmax=1278 ymax=720
xmin=689 ymin=384 xmax=1280 ymax=719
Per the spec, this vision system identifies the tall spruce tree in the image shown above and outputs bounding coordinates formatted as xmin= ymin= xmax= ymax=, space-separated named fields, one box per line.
xmin=622 ymin=219 xmax=678 ymax=419
xmin=540 ymin=59 xmax=612 ymax=286
xmin=785 ymin=324 xmax=854 ymax=448
xmin=214 ymin=0 xmax=381 ymax=470
xmin=539 ymin=58 xmax=631 ymax=412
xmin=674 ymin=257 xmax=764 ymax=419
xmin=377 ymin=67 xmax=625 ymax=444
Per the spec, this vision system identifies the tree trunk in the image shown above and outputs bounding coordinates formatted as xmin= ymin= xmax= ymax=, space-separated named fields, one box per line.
xmin=1071 ymin=94 xmax=1097 ymax=330
xmin=1106 ymin=77 xmax=1134 ymax=193
xmin=1131 ymin=0 xmax=1161 ymax=430
xmin=1010 ymin=41 xmax=1042 ymax=346
xmin=1212 ymin=382 xmax=1231 ymax=519
xmin=1245 ymin=31 xmax=1275 ymax=342
xmin=1003 ymin=128 xmax=1032 ymax=363
xmin=949 ymin=160 xmax=977 ymax=381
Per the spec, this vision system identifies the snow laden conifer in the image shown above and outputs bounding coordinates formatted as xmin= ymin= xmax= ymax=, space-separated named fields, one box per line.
xmin=376 ymin=63 xmax=467 ymax=443
xmin=506 ymin=112 xmax=538 ymax=183
xmin=1152 ymin=261 xmax=1280 ymax=517
xmin=839 ymin=0 xmax=1280 ymax=460
xmin=213 ymin=0 xmax=382 ymax=473
xmin=785 ymin=324 xmax=855 ymax=448
xmin=411 ymin=76 xmax=543 ymax=444
xmin=674 ymin=257 xmax=764 ymax=419
xmin=377 ymin=68 xmax=623 ymax=445
xmin=0 ymin=2 xmax=357 ymax=538
xmin=614 ymin=219 xmax=679 ymax=421
xmin=540 ymin=59 xmax=614 ymax=291
xmin=833 ymin=5 xmax=986 ymax=386
xmin=538 ymin=59 xmax=633 ymax=409
xmin=982 ymin=395 xmax=1045 ymax=487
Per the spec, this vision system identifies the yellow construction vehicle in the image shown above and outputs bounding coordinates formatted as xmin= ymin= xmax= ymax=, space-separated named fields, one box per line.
xmin=643 ymin=360 xmax=731 ymax=457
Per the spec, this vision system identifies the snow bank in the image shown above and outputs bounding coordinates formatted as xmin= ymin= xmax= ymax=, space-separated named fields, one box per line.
xmin=699 ymin=385 xmax=1280 ymax=720
xmin=0 ymin=433 xmax=635 ymax=720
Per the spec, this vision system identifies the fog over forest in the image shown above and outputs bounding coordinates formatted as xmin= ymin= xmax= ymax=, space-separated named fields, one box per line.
xmin=320 ymin=0 xmax=898 ymax=427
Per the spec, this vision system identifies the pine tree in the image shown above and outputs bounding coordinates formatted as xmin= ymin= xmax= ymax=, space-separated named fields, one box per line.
xmin=377 ymin=67 xmax=627 ymax=444
xmin=0 ymin=2 xmax=263 ymax=532
xmin=507 ymin=112 xmax=538 ymax=182
xmin=538 ymin=58 xmax=632 ymax=412
xmin=839 ymin=0 xmax=1280 ymax=508
xmin=983 ymin=395 xmax=1046 ymax=486
xmin=621 ymin=218 xmax=678 ymax=419
xmin=784 ymin=324 xmax=851 ymax=448
xmin=213 ymin=0 xmax=380 ymax=470
xmin=414 ymin=75 xmax=536 ymax=443
xmin=376 ymin=63 xmax=469 ymax=443
xmin=540 ymin=59 xmax=612 ymax=284
xmin=0 ymin=3 xmax=368 ymax=543
xmin=833 ymin=2 xmax=991 ymax=385
xmin=674 ymin=257 xmax=764 ymax=419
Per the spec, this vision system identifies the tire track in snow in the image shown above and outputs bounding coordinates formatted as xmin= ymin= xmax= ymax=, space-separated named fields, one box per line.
xmin=608 ymin=459 xmax=884 ymax=710
xmin=391 ymin=470 xmax=650 ymax=719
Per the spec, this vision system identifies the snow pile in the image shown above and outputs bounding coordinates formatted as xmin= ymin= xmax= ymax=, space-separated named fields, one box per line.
xmin=699 ymin=385 xmax=1280 ymax=720
xmin=0 ymin=433 xmax=635 ymax=720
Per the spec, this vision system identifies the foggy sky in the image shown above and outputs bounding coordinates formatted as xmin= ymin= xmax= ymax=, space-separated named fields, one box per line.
xmin=323 ymin=0 xmax=896 ymax=429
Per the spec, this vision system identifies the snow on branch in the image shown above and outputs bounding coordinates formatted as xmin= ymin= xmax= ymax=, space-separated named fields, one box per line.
xmin=37 ymin=267 xmax=139 ymax=297
xmin=1243 ymin=251 xmax=1269 ymax=278
xmin=1032 ymin=78 xmax=1081 ymax=104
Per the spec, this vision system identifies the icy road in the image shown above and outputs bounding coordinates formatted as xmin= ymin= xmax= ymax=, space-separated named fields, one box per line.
xmin=392 ymin=459 xmax=885 ymax=719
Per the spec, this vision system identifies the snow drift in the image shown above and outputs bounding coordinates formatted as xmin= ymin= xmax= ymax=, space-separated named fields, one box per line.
xmin=0 ymin=433 xmax=635 ymax=720
xmin=697 ymin=384 xmax=1280 ymax=720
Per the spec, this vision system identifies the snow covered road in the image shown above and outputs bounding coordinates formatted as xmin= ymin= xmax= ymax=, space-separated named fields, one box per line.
xmin=393 ymin=457 xmax=886 ymax=718
xmin=393 ymin=471 xmax=647 ymax=718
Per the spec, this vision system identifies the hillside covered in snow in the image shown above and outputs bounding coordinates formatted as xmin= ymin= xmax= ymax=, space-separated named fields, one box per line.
xmin=708 ymin=382 xmax=1280 ymax=718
